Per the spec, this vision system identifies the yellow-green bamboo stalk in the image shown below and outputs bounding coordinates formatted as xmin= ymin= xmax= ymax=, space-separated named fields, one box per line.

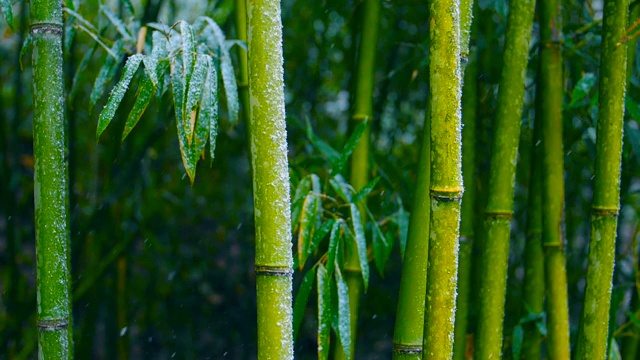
xmin=453 ymin=1 xmax=476 ymax=358
xmin=339 ymin=1 xmax=381 ymax=359
xmin=575 ymin=0 xmax=629 ymax=357
xmin=30 ymin=0 xmax=73 ymax=357
xmin=538 ymin=0 xmax=571 ymax=354
xmin=247 ymin=1 xmax=294 ymax=358
xmin=421 ymin=0 xmax=463 ymax=358
xmin=475 ymin=0 xmax=536 ymax=358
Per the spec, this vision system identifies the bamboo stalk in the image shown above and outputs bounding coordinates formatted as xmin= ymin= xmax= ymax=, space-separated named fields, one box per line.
xmin=247 ymin=1 xmax=294 ymax=359
xmin=30 ymin=0 xmax=73 ymax=357
xmin=453 ymin=1 xmax=476 ymax=358
xmin=421 ymin=0 xmax=463 ymax=358
xmin=538 ymin=1 xmax=571 ymax=354
xmin=576 ymin=0 xmax=629 ymax=357
xmin=475 ymin=0 xmax=536 ymax=358
xmin=339 ymin=1 xmax=381 ymax=359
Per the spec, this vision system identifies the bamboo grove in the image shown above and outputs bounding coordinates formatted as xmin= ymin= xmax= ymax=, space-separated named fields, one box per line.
xmin=1 ymin=0 xmax=640 ymax=358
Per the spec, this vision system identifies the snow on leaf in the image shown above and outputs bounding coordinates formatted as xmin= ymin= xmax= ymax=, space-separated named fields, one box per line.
xmin=352 ymin=177 xmax=380 ymax=204
xmin=97 ymin=54 xmax=144 ymax=141
xmin=350 ymin=204 xmax=369 ymax=291
xmin=326 ymin=220 xmax=343 ymax=276
xmin=329 ymin=175 xmax=353 ymax=202
xmin=204 ymin=56 xmax=219 ymax=164
xmin=151 ymin=31 xmax=169 ymax=60
xmin=100 ymin=5 xmax=134 ymax=41
xmin=185 ymin=55 xmax=208 ymax=144
xmin=335 ymin=269 xmax=351 ymax=360
xmin=180 ymin=21 xmax=197 ymax=135
xmin=142 ymin=56 xmax=159 ymax=87
xmin=194 ymin=56 xmax=215 ymax=161
xmin=293 ymin=268 xmax=315 ymax=341
xmin=317 ymin=265 xmax=331 ymax=360
xmin=90 ymin=40 xmax=125 ymax=109
xmin=122 ymin=72 xmax=156 ymax=142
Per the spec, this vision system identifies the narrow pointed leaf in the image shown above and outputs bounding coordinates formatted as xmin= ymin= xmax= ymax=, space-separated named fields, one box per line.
xmin=569 ymin=72 xmax=597 ymax=107
xmin=1 ymin=0 xmax=14 ymax=30
xmin=349 ymin=203 xmax=369 ymax=291
xmin=293 ymin=268 xmax=316 ymax=341
xmin=368 ymin=208 xmax=391 ymax=276
xmin=151 ymin=30 xmax=170 ymax=60
xmin=194 ymin=57 xmax=216 ymax=160
xmin=185 ymin=56 xmax=209 ymax=144
xmin=122 ymin=73 xmax=156 ymax=142
xmin=298 ymin=194 xmax=315 ymax=269
xmin=204 ymin=56 xmax=219 ymax=163
xmin=123 ymin=0 xmax=134 ymax=15
xmin=352 ymin=177 xmax=380 ymax=204
xmin=335 ymin=270 xmax=351 ymax=360
xmin=308 ymin=220 xmax=335 ymax=259
xmin=97 ymin=54 xmax=144 ymax=140
xmin=172 ymin=57 xmax=197 ymax=183
xmin=91 ymin=40 xmax=125 ymax=109
xmin=396 ymin=206 xmax=409 ymax=259
xmin=326 ymin=220 xmax=342 ymax=276
xmin=512 ymin=324 xmax=524 ymax=360
xmin=63 ymin=8 xmax=98 ymax=33
xmin=306 ymin=118 xmax=341 ymax=163
xmin=142 ymin=56 xmax=159 ymax=87
xmin=291 ymin=176 xmax=312 ymax=230
xmin=180 ymin=21 xmax=197 ymax=135
xmin=329 ymin=175 xmax=353 ymax=202
xmin=317 ymin=265 xmax=331 ymax=360
xmin=100 ymin=5 xmax=134 ymax=41
xmin=332 ymin=120 xmax=368 ymax=175
xmin=19 ymin=34 xmax=32 ymax=71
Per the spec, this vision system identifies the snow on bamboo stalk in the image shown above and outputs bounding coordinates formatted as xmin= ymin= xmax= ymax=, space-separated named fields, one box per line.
xmin=538 ymin=0 xmax=571 ymax=357
xmin=576 ymin=0 xmax=629 ymax=357
xmin=247 ymin=1 xmax=294 ymax=359
xmin=30 ymin=0 xmax=73 ymax=356
xmin=340 ymin=0 xmax=381 ymax=359
xmin=475 ymin=0 xmax=535 ymax=358
xmin=421 ymin=0 xmax=463 ymax=358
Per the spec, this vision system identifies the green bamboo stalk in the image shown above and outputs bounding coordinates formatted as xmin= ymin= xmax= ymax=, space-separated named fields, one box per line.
xmin=538 ymin=0 xmax=571 ymax=357
xmin=30 ymin=0 xmax=73 ymax=357
xmin=453 ymin=1 xmax=476 ymax=358
xmin=339 ymin=1 xmax=381 ymax=359
xmin=521 ymin=95 xmax=544 ymax=360
xmin=421 ymin=0 xmax=463 ymax=358
xmin=474 ymin=0 xmax=535 ymax=358
xmin=247 ymin=1 xmax=294 ymax=359
xmin=575 ymin=0 xmax=629 ymax=357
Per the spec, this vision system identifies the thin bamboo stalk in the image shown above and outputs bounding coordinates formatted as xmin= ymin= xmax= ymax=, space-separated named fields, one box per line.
xmin=453 ymin=1 xmax=477 ymax=358
xmin=247 ymin=1 xmax=294 ymax=359
xmin=339 ymin=1 xmax=381 ymax=359
xmin=30 ymin=0 xmax=73 ymax=357
xmin=475 ymin=0 xmax=536 ymax=358
xmin=421 ymin=0 xmax=463 ymax=358
xmin=576 ymin=0 xmax=629 ymax=357
xmin=538 ymin=1 xmax=571 ymax=354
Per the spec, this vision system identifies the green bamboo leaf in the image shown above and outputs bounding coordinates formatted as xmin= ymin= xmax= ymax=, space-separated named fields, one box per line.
xmin=226 ymin=39 xmax=247 ymax=52
xmin=180 ymin=21 xmax=197 ymax=136
xmin=326 ymin=220 xmax=343 ymax=276
xmin=63 ymin=8 xmax=98 ymax=34
xmin=100 ymin=5 xmax=134 ymax=41
xmin=297 ymin=177 xmax=321 ymax=269
xmin=352 ymin=177 xmax=380 ymax=204
xmin=332 ymin=120 xmax=368 ymax=175
xmin=335 ymin=270 xmax=351 ymax=360
xmin=90 ymin=40 xmax=125 ymax=109
xmin=97 ymin=54 xmax=144 ymax=141
xmin=609 ymin=339 xmax=622 ymax=360
xmin=291 ymin=176 xmax=312 ymax=230
xmin=317 ymin=264 xmax=331 ymax=360
xmin=308 ymin=219 xmax=335 ymax=260
xmin=204 ymin=56 xmax=219 ymax=163
xmin=142 ymin=56 xmax=159 ymax=87
xmin=1 ymin=0 xmax=14 ymax=30
xmin=569 ymin=72 xmax=596 ymax=107
xmin=368 ymin=207 xmax=391 ymax=276
xmin=305 ymin=118 xmax=341 ymax=163
xmin=195 ymin=55 xmax=216 ymax=161
xmin=122 ymin=73 xmax=156 ymax=142
xmin=349 ymin=203 xmax=369 ymax=291
xmin=151 ymin=31 xmax=170 ymax=60
xmin=123 ymin=0 xmax=134 ymax=15
xmin=19 ymin=34 xmax=32 ymax=71
xmin=329 ymin=175 xmax=353 ymax=202
xmin=172 ymin=56 xmax=197 ymax=183
xmin=185 ymin=56 xmax=209 ymax=144
xmin=293 ymin=268 xmax=315 ymax=341
xmin=512 ymin=324 xmax=524 ymax=360
xmin=396 ymin=205 xmax=409 ymax=259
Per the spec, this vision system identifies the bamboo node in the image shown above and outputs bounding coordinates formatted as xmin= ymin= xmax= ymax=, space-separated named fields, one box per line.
xmin=237 ymin=81 xmax=249 ymax=88
xmin=591 ymin=206 xmax=619 ymax=217
xmin=30 ymin=22 xmax=64 ymax=36
xmin=351 ymin=113 xmax=370 ymax=122
xmin=430 ymin=188 xmax=463 ymax=202
xmin=393 ymin=343 xmax=422 ymax=354
xmin=254 ymin=265 xmax=293 ymax=276
xmin=343 ymin=266 xmax=361 ymax=274
xmin=37 ymin=318 xmax=69 ymax=331
xmin=484 ymin=210 xmax=513 ymax=220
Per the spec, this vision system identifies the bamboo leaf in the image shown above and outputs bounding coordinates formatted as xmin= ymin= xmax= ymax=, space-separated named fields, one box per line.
xmin=185 ymin=56 xmax=209 ymax=144
xmin=291 ymin=176 xmax=312 ymax=231
xmin=569 ymin=72 xmax=596 ymax=107
xmin=90 ymin=40 xmax=125 ymax=109
xmin=100 ymin=5 xmax=134 ymax=41
xmin=609 ymin=339 xmax=622 ymax=360
xmin=151 ymin=31 xmax=169 ymax=60
xmin=1 ymin=0 xmax=14 ymax=30
xmin=123 ymin=0 xmax=134 ymax=15
xmin=293 ymin=268 xmax=315 ymax=341
xmin=308 ymin=220 xmax=335 ymax=260
xmin=352 ymin=177 xmax=380 ymax=204
xmin=305 ymin=118 xmax=341 ymax=163
xmin=332 ymin=120 xmax=368 ymax=175
xmin=172 ymin=56 xmax=197 ymax=183
xmin=63 ymin=8 xmax=98 ymax=34
xmin=368 ymin=207 xmax=391 ymax=276
xmin=142 ymin=56 xmax=159 ymax=87
xmin=19 ymin=34 xmax=32 ymax=71
xmin=122 ymin=73 xmax=156 ymax=142
xmin=195 ymin=55 xmax=216 ymax=161
xmin=297 ymin=176 xmax=321 ymax=270
xmin=396 ymin=205 xmax=409 ymax=259
xmin=335 ymin=270 xmax=351 ymax=360
xmin=180 ymin=21 xmax=197 ymax=137
xmin=70 ymin=44 xmax=97 ymax=102
xmin=326 ymin=220 xmax=343 ymax=276
xmin=350 ymin=203 xmax=369 ymax=291
xmin=511 ymin=324 xmax=524 ymax=360
xmin=204 ymin=56 xmax=219 ymax=163
xmin=97 ymin=54 xmax=144 ymax=141
xmin=317 ymin=264 xmax=331 ymax=360
xmin=329 ymin=175 xmax=353 ymax=202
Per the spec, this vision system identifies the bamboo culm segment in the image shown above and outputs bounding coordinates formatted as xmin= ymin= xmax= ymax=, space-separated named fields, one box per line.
xmin=538 ymin=0 xmax=571 ymax=356
xmin=421 ymin=0 xmax=463 ymax=358
xmin=247 ymin=1 xmax=294 ymax=359
xmin=475 ymin=0 xmax=535 ymax=358
xmin=576 ymin=0 xmax=628 ymax=357
xmin=521 ymin=102 xmax=544 ymax=360
xmin=340 ymin=0 xmax=381 ymax=359
xmin=453 ymin=0 xmax=476 ymax=357
xmin=30 ymin=0 xmax=73 ymax=357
